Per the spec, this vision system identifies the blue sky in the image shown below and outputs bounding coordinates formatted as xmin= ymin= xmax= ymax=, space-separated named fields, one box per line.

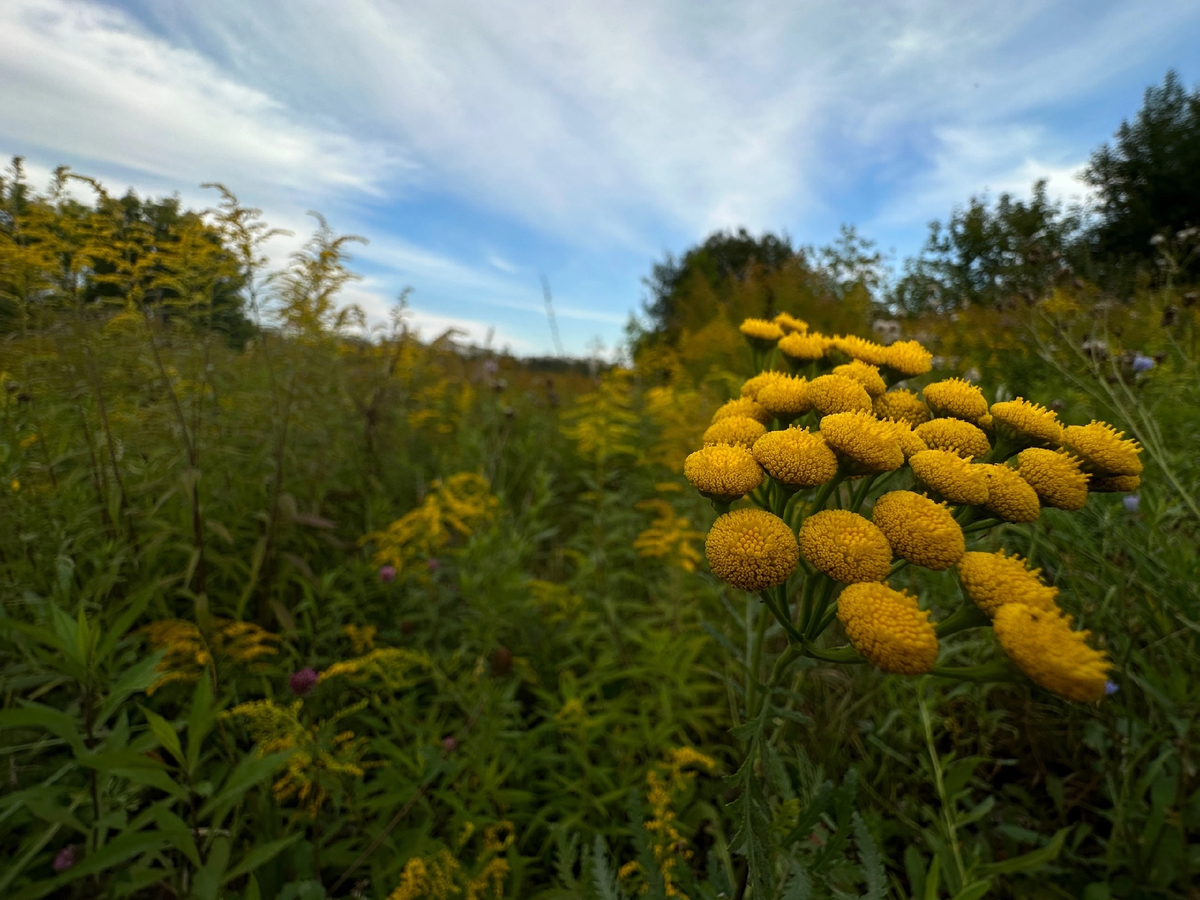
xmin=2 ymin=0 xmax=1198 ymax=355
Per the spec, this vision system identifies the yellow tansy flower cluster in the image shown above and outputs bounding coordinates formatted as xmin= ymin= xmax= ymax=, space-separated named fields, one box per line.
xmin=923 ymin=377 xmax=988 ymax=422
xmin=751 ymin=427 xmax=838 ymax=487
xmin=702 ymin=415 xmax=767 ymax=448
xmin=808 ymin=374 xmax=873 ymax=416
xmin=705 ymin=509 xmax=799 ymax=591
xmin=837 ymin=583 xmax=939 ymax=674
xmin=873 ymin=389 xmax=931 ymax=426
xmin=909 ymin=449 xmax=989 ymax=505
xmin=915 ymin=418 xmax=991 ymax=458
xmin=799 ymin=510 xmax=892 ymax=583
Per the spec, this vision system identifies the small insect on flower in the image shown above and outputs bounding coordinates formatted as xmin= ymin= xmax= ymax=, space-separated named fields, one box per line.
xmin=872 ymin=491 xmax=965 ymax=570
xmin=799 ymin=510 xmax=892 ymax=584
xmin=922 ymin=378 xmax=989 ymax=423
xmin=837 ymin=583 xmax=939 ymax=674
xmin=993 ymin=604 xmax=1111 ymax=702
xmin=705 ymin=509 xmax=799 ymax=591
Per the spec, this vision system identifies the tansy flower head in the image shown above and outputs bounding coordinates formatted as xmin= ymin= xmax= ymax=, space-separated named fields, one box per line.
xmin=956 ymin=550 xmax=1059 ymax=616
xmin=685 ymin=445 xmax=764 ymax=501
xmin=832 ymin=361 xmax=887 ymax=397
xmin=778 ymin=331 xmax=829 ymax=363
xmin=820 ymin=411 xmax=904 ymax=472
xmin=808 ymin=374 xmax=873 ymax=416
xmin=923 ymin=378 xmax=988 ymax=422
xmin=1061 ymin=421 xmax=1143 ymax=477
xmin=883 ymin=340 xmax=933 ymax=377
xmin=740 ymin=318 xmax=785 ymax=345
xmin=993 ymin=604 xmax=1111 ymax=702
xmin=876 ymin=418 xmax=928 ymax=460
xmin=830 ymin=334 xmax=891 ymax=366
xmin=980 ymin=464 xmax=1041 ymax=522
xmin=773 ymin=311 xmax=808 ymax=333
xmin=837 ymin=583 xmax=938 ymax=674
xmin=799 ymin=510 xmax=893 ymax=583
xmin=990 ymin=399 xmax=1063 ymax=447
xmin=712 ymin=397 xmax=772 ymax=425
xmin=873 ymin=389 xmax=931 ymax=426
xmin=914 ymin=418 xmax=991 ymax=459
xmin=1017 ymin=448 xmax=1090 ymax=511
xmin=705 ymin=509 xmax=799 ymax=591
xmin=909 ymin=449 xmax=989 ymax=505
xmin=977 ymin=413 xmax=994 ymax=433
xmin=703 ymin=416 xmax=768 ymax=449
xmin=872 ymin=491 xmax=965 ymax=570
xmin=1089 ymin=474 xmax=1140 ymax=493
xmin=756 ymin=374 xmax=811 ymax=418
xmin=741 ymin=371 xmax=786 ymax=400
xmin=752 ymin=427 xmax=838 ymax=488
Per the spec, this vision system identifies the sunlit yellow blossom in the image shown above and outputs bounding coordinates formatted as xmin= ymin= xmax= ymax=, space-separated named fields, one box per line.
xmin=831 ymin=334 xmax=891 ymax=366
xmin=977 ymin=413 xmax=994 ymax=433
xmin=909 ymin=449 xmax=989 ymax=505
xmin=993 ymin=604 xmax=1110 ymax=702
xmin=923 ymin=378 xmax=988 ymax=422
xmin=876 ymin=418 xmax=928 ymax=460
xmin=778 ymin=330 xmax=829 ymax=362
xmin=705 ymin=509 xmax=799 ymax=591
xmin=914 ymin=418 xmax=991 ymax=459
xmin=872 ymin=491 xmax=965 ymax=570
xmin=1089 ymin=474 xmax=1141 ymax=493
xmin=832 ymin=360 xmax=887 ymax=397
xmin=820 ymin=411 xmax=904 ymax=472
xmin=808 ymin=374 xmax=873 ymax=416
xmin=740 ymin=318 xmax=785 ymax=344
xmin=979 ymin=464 xmax=1041 ymax=522
xmin=773 ymin=312 xmax=808 ymax=333
xmin=1017 ymin=448 xmax=1090 ymax=511
xmin=756 ymin=374 xmax=811 ymax=418
xmin=882 ymin=340 xmax=934 ymax=377
xmin=990 ymin=398 xmax=1063 ymax=447
xmin=702 ymin=415 xmax=768 ymax=448
xmin=837 ymin=583 xmax=938 ymax=674
xmin=1061 ymin=421 xmax=1143 ymax=477
xmin=634 ymin=499 xmax=705 ymax=572
xmin=799 ymin=510 xmax=892 ymax=583
xmin=956 ymin=550 xmax=1059 ymax=617
xmin=752 ymin=427 xmax=838 ymax=487
xmin=741 ymin=370 xmax=786 ymax=400
xmin=712 ymin=397 xmax=772 ymax=425
xmin=873 ymin=389 xmax=931 ymax=427
xmin=684 ymin=444 xmax=764 ymax=501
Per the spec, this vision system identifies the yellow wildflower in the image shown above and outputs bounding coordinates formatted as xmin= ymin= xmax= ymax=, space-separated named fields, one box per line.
xmin=343 ymin=624 xmax=377 ymax=654
xmin=808 ymin=374 xmax=873 ymax=417
xmin=1017 ymin=449 xmax=1090 ymax=511
xmin=876 ymin=418 xmax=928 ymax=460
xmin=882 ymin=340 xmax=933 ymax=377
xmin=956 ymin=550 xmax=1060 ymax=616
xmin=872 ymin=491 xmax=965 ymax=570
xmin=831 ymin=360 xmax=887 ymax=397
xmin=389 ymin=851 xmax=461 ymax=900
xmin=909 ymin=449 xmax=990 ymax=505
xmin=799 ymin=510 xmax=893 ymax=584
xmin=740 ymin=370 xmax=786 ymax=400
xmin=740 ymin=317 xmax=785 ymax=344
xmin=837 ymin=583 xmax=938 ymax=674
xmin=820 ymin=411 xmax=904 ymax=472
xmin=979 ymin=464 xmax=1041 ymax=523
xmin=712 ymin=396 xmax=772 ymax=425
xmin=684 ymin=444 xmax=764 ymax=501
xmin=1061 ymin=421 xmax=1143 ymax=477
xmin=702 ymin=415 xmax=768 ymax=448
xmin=923 ymin=378 xmax=988 ymax=422
xmin=752 ymin=427 xmax=838 ymax=488
xmin=873 ymin=389 xmax=931 ymax=427
xmin=914 ymin=418 xmax=991 ymax=459
xmin=705 ymin=509 xmax=799 ymax=591
xmin=993 ymin=604 xmax=1111 ymax=702
xmin=990 ymin=398 xmax=1063 ymax=447
xmin=830 ymin=334 xmax=890 ymax=366
xmin=977 ymin=413 xmax=994 ymax=433
xmin=778 ymin=330 xmax=829 ymax=362
xmin=142 ymin=618 xmax=279 ymax=693
xmin=319 ymin=647 xmax=431 ymax=691
xmin=634 ymin=499 xmax=705 ymax=572
xmin=1089 ymin=474 xmax=1141 ymax=493
xmin=773 ymin=311 xmax=808 ymax=333
xmin=756 ymin=374 xmax=811 ymax=418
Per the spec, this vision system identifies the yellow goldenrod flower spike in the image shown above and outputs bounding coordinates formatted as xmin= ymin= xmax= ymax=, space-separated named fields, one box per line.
xmin=740 ymin=370 xmax=786 ymax=400
xmin=702 ymin=415 xmax=768 ymax=449
xmin=739 ymin=317 xmax=785 ymax=344
xmin=914 ymin=418 xmax=991 ymax=459
xmin=1061 ymin=421 xmax=1143 ymax=477
xmin=705 ymin=508 xmax=799 ymax=591
xmin=882 ymin=340 xmax=933 ymax=377
xmin=755 ymin=374 xmax=811 ymax=418
xmin=990 ymin=398 xmax=1064 ymax=447
xmin=1016 ymin=448 xmax=1090 ymax=511
xmin=872 ymin=491 xmax=965 ymax=571
xmin=909 ymin=449 xmax=990 ymax=505
xmin=993 ymin=604 xmax=1111 ymax=702
xmin=773 ymin=311 xmax=808 ymax=333
xmin=799 ymin=510 xmax=893 ymax=584
xmin=1089 ymin=474 xmax=1140 ymax=493
xmin=684 ymin=444 xmax=764 ymax=502
xmin=876 ymin=417 xmax=928 ymax=460
xmin=752 ymin=427 xmax=838 ymax=488
xmin=979 ymin=464 xmax=1041 ymax=523
xmin=873 ymin=389 xmax=931 ymax=427
xmin=778 ymin=330 xmax=829 ymax=362
xmin=956 ymin=550 xmax=1060 ymax=616
xmin=711 ymin=396 xmax=772 ymax=425
xmin=831 ymin=360 xmax=887 ymax=397
xmin=923 ymin=377 xmax=989 ymax=423
xmin=837 ymin=582 xmax=939 ymax=674
xmin=830 ymin=334 xmax=891 ymax=367
xmin=808 ymin=374 xmax=873 ymax=417
xmin=820 ymin=410 xmax=904 ymax=472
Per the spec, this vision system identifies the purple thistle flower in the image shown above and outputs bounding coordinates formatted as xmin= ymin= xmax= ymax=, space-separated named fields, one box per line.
xmin=442 ymin=736 xmax=457 ymax=752
xmin=378 ymin=564 xmax=397 ymax=583
xmin=53 ymin=845 xmax=77 ymax=873
xmin=1123 ymin=495 xmax=1140 ymax=513
xmin=1105 ymin=681 xmax=1119 ymax=696
xmin=289 ymin=667 xmax=319 ymax=696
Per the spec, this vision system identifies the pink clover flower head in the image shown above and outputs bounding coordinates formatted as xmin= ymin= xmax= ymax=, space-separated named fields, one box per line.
xmin=289 ymin=667 xmax=319 ymax=696
xmin=378 ymin=564 xmax=397 ymax=583
xmin=442 ymin=736 xmax=457 ymax=752
xmin=53 ymin=845 xmax=77 ymax=872
xmin=427 ymin=557 xmax=440 ymax=573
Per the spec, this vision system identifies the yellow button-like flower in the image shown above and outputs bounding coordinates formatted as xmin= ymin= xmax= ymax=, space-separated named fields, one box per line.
xmin=799 ymin=510 xmax=893 ymax=583
xmin=873 ymin=389 xmax=931 ymax=427
xmin=752 ymin=427 xmax=838 ymax=487
xmin=993 ymin=604 xmax=1111 ymax=702
xmin=914 ymin=418 xmax=991 ymax=459
xmin=1061 ymin=421 xmax=1143 ymax=477
xmin=837 ymin=583 xmax=938 ymax=674
xmin=712 ymin=397 xmax=772 ymax=425
xmin=741 ymin=371 xmax=786 ymax=400
xmin=909 ymin=450 xmax=989 ymax=505
xmin=956 ymin=550 xmax=1059 ymax=616
xmin=1089 ymin=474 xmax=1140 ymax=493
xmin=756 ymin=374 xmax=811 ymax=418
xmin=740 ymin=318 xmax=784 ymax=344
xmin=702 ymin=415 xmax=768 ymax=449
xmin=877 ymin=418 xmax=928 ymax=459
xmin=706 ymin=509 xmax=799 ymax=591
xmin=990 ymin=398 xmax=1063 ymax=447
xmin=830 ymin=334 xmax=890 ymax=366
xmin=778 ymin=331 xmax=829 ymax=362
xmin=832 ymin=361 xmax=887 ymax=397
xmin=923 ymin=378 xmax=988 ymax=422
xmin=684 ymin=445 xmax=764 ymax=501
xmin=979 ymin=464 xmax=1041 ymax=522
xmin=977 ymin=413 xmax=994 ymax=433
xmin=773 ymin=312 xmax=808 ymax=333
xmin=820 ymin=411 xmax=904 ymax=472
xmin=872 ymin=491 xmax=965 ymax=570
xmin=1017 ymin=449 xmax=1090 ymax=511
xmin=882 ymin=340 xmax=933 ymax=377
xmin=808 ymin=374 xmax=873 ymax=416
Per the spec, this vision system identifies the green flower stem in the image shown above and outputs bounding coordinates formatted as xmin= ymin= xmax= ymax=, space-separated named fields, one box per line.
xmin=889 ymin=558 xmax=912 ymax=577
xmin=929 ymin=658 xmax=1020 ymax=684
xmin=934 ymin=602 xmax=992 ymax=638
xmin=761 ymin=587 xmax=805 ymax=645
xmin=781 ymin=485 xmax=811 ymax=528
xmin=747 ymin=597 xmax=771 ymax=717
xmin=810 ymin=471 xmax=848 ymax=513
xmin=849 ymin=473 xmax=881 ymax=513
xmin=800 ymin=640 xmax=865 ymax=664
xmin=804 ymin=576 xmax=839 ymax=641
xmin=962 ymin=517 xmax=1002 ymax=535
